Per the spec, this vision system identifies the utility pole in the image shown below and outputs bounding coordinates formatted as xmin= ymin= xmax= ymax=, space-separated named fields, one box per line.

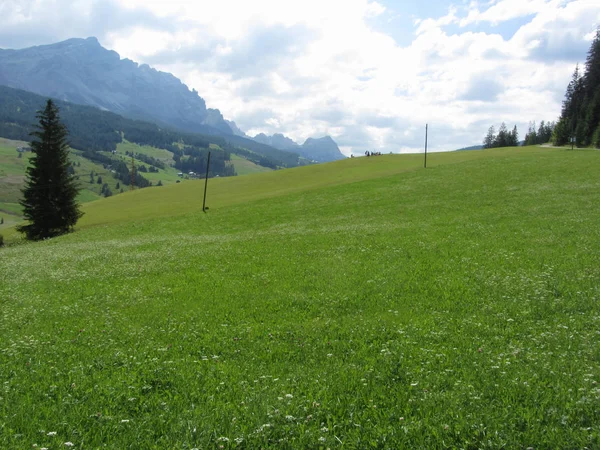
xmin=424 ymin=124 xmax=428 ymax=168
xmin=202 ymin=151 xmax=211 ymax=212
xmin=130 ymin=155 xmax=135 ymax=191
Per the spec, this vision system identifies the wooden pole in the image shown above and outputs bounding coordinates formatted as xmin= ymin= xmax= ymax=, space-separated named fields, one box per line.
xmin=130 ymin=155 xmax=135 ymax=190
xmin=202 ymin=151 xmax=211 ymax=212
xmin=424 ymin=124 xmax=428 ymax=168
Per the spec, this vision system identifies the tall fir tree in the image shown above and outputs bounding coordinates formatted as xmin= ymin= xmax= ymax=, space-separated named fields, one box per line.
xmin=483 ymin=125 xmax=496 ymax=149
xmin=509 ymin=125 xmax=519 ymax=146
xmin=495 ymin=122 xmax=509 ymax=147
xmin=554 ymin=30 xmax=600 ymax=148
xmin=18 ymin=100 xmax=83 ymax=240
xmin=555 ymin=66 xmax=583 ymax=145
xmin=524 ymin=121 xmax=537 ymax=146
xmin=583 ymin=28 xmax=600 ymax=147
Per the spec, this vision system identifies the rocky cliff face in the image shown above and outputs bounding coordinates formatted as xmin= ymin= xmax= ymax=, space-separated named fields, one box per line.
xmin=226 ymin=120 xmax=248 ymax=137
xmin=300 ymin=136 xmax=345 ymax=162
xmin=0 ymin=37 xmax=345 ymax=162
xmin=253 ymin=133 xmax=298 ymax=151
xmin=252 ymin=133 xmax=345 ymax=162
xmin=0 ymin=37 xmax=232 ymax=135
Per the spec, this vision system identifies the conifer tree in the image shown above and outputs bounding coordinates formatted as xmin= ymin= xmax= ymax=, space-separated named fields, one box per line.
xmin=555 ymin=66 xmax=583 ymax=145
xmin=583 ymin=29 xmax=600 ymax=147
xmin=495 ymin=122 xmax=509 ymax=147
xmin=483 ymin=126 xmax=496 ymax=149
xmin=509 ymin=125 xmax=519 ymax=146
xmin=18 ymin=100 xmax=83 ymax=240
xmin=554 ymin=29 xmax=600 ymax=148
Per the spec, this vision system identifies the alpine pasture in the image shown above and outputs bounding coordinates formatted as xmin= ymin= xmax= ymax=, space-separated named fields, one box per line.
xmin=1 ymin=146 xmax=599 ymax=448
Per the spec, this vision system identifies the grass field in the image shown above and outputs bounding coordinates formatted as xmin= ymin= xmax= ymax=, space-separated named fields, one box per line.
xmin=1 ymin=146 xmax=599 ymax=448
xmin=0 ymin=137 xmax=269 ymax=227
xmin=231 ymin=154 xmax=274 ymax=176
xmin=0 ymin=139 xmax=114 ymax=224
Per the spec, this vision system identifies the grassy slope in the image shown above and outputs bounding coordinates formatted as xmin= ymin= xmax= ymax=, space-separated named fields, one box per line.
xmin=112 ymin=140 xmax=182 ymax=185
xmin=0 ymin=139 xmax=109 ymax=229
xmin=1 ymin=136 xmax=275 ymax=228
xmin=1 ymin=146 xmax=600 ymax=448
xmin=0 ymin=138 xmax=196 ymax=228
xmin=231 ymin=154 xmax=273 ymax=175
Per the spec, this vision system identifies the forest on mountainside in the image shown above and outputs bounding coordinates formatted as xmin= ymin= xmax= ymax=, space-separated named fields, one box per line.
xmin=0 ymin=85 xmax=301 ymax=171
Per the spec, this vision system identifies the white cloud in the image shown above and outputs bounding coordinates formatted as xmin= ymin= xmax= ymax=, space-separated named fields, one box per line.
xmin=1 ymin=0 xmax=598 ymax=154
xmin=460 ymin=0 xmax=563 ymax=26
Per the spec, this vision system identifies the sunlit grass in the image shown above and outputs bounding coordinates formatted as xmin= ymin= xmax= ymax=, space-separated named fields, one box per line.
xmin=1 ymin=146 xmax=599 ymax=448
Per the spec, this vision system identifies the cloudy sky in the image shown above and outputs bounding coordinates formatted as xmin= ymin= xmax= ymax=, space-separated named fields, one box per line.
xmin=1 ymin=0 xmax=598 ymax=154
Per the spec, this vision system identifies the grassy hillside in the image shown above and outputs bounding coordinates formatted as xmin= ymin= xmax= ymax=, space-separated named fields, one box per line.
xmin=0 ymin=138 xmax=112 ymax=229
xmin=1 ymin=146 xmax=599 ymax=448
xmin=0 ymin=137 xmax=229 ymax=228
xmin=231 ymin=154 xmax=274 ymax=175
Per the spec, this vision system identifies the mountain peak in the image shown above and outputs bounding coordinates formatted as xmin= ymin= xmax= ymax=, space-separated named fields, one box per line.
xmin=249 ymin=132 xmax=344 ymax=162
xmin=304 ymin=136 xmax=335 ymax=144
xmin=0 ymin=37 xmax=233 ymax=135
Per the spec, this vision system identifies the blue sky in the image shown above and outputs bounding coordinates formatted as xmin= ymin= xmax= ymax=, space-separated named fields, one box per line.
xmin=0 ymin=0 xmax=598 ymax=154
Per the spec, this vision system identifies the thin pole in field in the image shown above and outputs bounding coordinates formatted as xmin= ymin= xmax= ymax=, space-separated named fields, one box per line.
xmin=424 ymin=124 xmax=428 ymax=168
xmin=130 ymin=155 xmax=135 ymax=190
xmin=202 ymin=151 xmax=211 ymax=212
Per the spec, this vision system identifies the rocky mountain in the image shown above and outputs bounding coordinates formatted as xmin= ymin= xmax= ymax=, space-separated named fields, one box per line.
xmin=0 ymin=37 xmax=344 ymax=163
xmin=226 ymin=120 xmax=248 ymax=137
xmin=253 ymin=133 xmax=298 ymax=151
xmin=300 ymin=136 xmax=345 ymax=162
xmin=252 ymin=133 xmax=345 ymax=162
xmin=0 ymin=37 xmax=232 ymax=135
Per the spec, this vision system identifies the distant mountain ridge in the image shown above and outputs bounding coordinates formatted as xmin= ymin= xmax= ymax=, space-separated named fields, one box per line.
xmin=0 ymin=37 xmax=344 ymax=163
xmin=251 ymin=132 xmax=345 ymax=162
xmin=0 ymin=37 xmax=234 ymax=136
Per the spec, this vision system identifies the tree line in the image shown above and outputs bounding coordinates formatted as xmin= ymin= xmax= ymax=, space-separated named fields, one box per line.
xmin=481 ymin=30 xmax=599 ymax=150
xmin=553 ymin=29 xmax=600 ymax=148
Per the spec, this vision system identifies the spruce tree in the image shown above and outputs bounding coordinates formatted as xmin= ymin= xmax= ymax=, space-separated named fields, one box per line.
xmin=18 ymin=99 xmax=83 ymax=240
xmin=495 ymin=122 xmax=509 ymax=147
xmin=555 ymin=66 xmax=583 ymax=145
xmin=510 ymin=125 xmax=519 ymax=146
xmin=583 ymin=29 xmax=600 ymax=147
xmin=483 ymin=126 xmax=496 ymax=149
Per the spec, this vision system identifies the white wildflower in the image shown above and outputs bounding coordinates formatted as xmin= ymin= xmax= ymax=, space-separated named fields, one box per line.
xmin=47 ymin=432 xmax=57 ymax=436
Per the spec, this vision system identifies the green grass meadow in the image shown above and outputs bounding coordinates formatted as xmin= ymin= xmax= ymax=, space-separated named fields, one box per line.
xmin=1 ymin=146 xmax=600 ymax=448
xmin=231 ymin=154 xmax=274 ymax=176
